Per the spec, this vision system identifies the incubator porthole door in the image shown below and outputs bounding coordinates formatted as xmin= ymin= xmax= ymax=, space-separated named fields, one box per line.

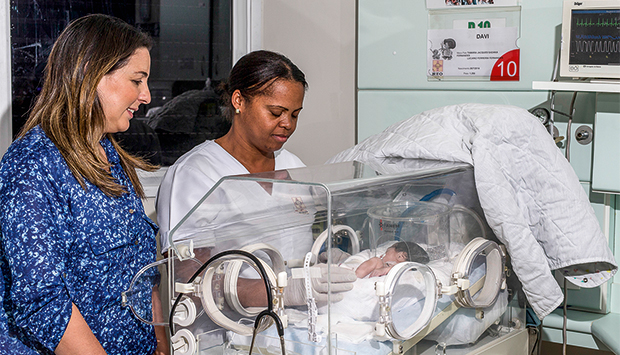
xmin=122 ymin=257 xmax=184 ymax=326
xmin=198 ymin=245 xmax=286 ymax=337
xmin=223 ymin=243 xmax=286 ymax=318
xmin=375 ymin=261 xmax=439 ymax=340
xmin=451 ymin=238 xmax=506 ymax=309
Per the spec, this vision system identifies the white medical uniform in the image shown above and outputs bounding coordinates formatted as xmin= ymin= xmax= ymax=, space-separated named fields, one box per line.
xmin=157 ymin=139 xmax=306 ymax=254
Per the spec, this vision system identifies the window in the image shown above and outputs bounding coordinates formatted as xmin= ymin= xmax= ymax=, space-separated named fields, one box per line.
xmin=11 ymin=0 xmax=233 ymax=166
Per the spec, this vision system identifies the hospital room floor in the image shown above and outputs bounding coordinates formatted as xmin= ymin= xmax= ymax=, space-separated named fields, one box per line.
xmin=538 ymin=341 xmax=614 ymax=354
xmin=527 ymin=329 xmax=613 ymax=354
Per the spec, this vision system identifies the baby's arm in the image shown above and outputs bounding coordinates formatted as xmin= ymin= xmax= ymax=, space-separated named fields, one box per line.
xmin=355 ymin=257 xmax=384 ymax=278
xmin=369 ymin=264 xmax=394 ymax=278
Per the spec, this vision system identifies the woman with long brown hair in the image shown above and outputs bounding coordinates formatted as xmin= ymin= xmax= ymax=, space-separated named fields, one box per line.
xmin=0 ymin=14 xmax=166 ymax=354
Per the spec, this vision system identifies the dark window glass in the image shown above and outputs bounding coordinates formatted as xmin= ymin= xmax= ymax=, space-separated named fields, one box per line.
xmin=11 ymin=0 xmax=232 ymax=166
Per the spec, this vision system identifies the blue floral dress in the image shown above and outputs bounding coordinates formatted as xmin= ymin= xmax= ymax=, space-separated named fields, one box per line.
xmin=0 ymin=126 xmax=158 ymax=354
xmin=0 ymin=267 xmax=37 ymax=354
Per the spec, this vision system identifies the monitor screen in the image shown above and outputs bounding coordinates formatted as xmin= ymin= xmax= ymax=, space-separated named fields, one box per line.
xmin=560 ymin=0 xmax=620 ymax=79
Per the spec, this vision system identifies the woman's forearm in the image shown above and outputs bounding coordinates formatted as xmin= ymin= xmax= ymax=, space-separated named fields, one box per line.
xmin=152 ymin=286 xmax=170 ymax=355
xmin=237 ymin=278 xmax=269 ymax=307
xmin=55 ymin=303 xmax=106 ymax=355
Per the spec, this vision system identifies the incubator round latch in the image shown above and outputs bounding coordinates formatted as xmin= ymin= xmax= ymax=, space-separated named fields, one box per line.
xmin=171 ymin=329 xmax=196 ymax=355
xmin=375 ymin=281 xmax=386 ymax=296
xmin=375 ymin=323 xmax=386 ymax=337
xmin=176 ymin=241 xmax=195 ymax=261
xmin=122 ymin=257 xmax=172 ymax=326
xmin=172 ymin=298 xmax=197 ymax=327
xmin=277 ymin=271 xmax=287 ymax=287
xmin=475 ymin=308 xmax=484 ymax=320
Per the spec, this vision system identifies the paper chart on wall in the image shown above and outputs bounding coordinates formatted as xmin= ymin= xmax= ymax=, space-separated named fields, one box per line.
xmin=426 ymin=0 xmax=518 ymax=9
xmin=427 ymin=27 xmax=519 ymax=81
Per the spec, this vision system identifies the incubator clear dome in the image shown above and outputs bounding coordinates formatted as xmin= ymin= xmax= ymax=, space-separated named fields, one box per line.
xmin=151 ymin=159 xmax=525 ymax=355
xmin=367 ymin=201 xmax=452 ymax=262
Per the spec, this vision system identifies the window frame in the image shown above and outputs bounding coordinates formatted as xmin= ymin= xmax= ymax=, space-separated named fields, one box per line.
xmin=1 ymin=0 xmax=263 ymax=196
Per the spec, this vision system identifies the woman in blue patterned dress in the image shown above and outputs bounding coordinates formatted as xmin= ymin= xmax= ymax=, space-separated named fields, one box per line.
xmin=0 ymin=14 xmax=167 ymax=354
xmin=0 ymin=268 xmax=36 ymax=355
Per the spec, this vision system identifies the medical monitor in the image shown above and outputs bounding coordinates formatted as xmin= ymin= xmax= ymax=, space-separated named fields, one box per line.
xmin=560 ymin=0 xmax=620 ymax=79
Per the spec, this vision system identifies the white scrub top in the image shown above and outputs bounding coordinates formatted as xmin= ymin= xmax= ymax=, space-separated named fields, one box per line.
xmin=156 ymin=140 xmax=306 ymax=253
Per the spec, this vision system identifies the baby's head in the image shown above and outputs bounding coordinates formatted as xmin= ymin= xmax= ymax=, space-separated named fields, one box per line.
xmin=385 ymin=241 xmax=430 ymax=265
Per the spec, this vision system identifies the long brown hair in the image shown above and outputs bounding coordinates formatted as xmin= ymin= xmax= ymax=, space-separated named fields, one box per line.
xmin=19 ymin=14 xmax=157 ymax=197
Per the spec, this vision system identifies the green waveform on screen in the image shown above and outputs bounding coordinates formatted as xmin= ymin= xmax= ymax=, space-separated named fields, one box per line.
xmin=575 ymin=18 xmax=620 ymax=27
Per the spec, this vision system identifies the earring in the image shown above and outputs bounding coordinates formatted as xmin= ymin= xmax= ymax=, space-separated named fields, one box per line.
xmin=235 ymin=108 xmax=240 ymax=114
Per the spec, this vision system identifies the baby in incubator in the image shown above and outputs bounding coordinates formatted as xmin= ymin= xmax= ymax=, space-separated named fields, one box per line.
xmin=353 ymin=241 xmax=430 ymax=278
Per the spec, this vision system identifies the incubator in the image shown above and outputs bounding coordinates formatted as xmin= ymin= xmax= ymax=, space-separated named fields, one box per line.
xmin=125 ymin=159 xmax=527 ymax=355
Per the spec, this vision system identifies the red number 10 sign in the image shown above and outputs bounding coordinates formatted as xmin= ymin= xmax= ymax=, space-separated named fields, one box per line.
xmin=491 ymin=49 xmax=520 ymax=81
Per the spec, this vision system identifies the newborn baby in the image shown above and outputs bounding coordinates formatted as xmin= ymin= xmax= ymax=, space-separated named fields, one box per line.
xmin=315 ymin=241 xmax=434 ymax=329
xmin=354 ymin=241 xmax=430 ymax=278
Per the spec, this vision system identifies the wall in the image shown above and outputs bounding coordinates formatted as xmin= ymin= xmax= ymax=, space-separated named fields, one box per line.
xmin=357 ymin=0 xmax=565 ymax=140
xmin=0 ymin=1 xmax=10 ymax=155
xmin=357 ymin=0 xmax=620 ymax=350
xmin=261 ymin=0 xmax=357 ymax=166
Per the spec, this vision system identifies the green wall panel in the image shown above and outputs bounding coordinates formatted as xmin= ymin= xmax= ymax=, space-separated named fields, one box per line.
xmin=357 ymin=90 xmax=548 ymax=141
xmin=358 ymin=0 xmax=562 ymax=91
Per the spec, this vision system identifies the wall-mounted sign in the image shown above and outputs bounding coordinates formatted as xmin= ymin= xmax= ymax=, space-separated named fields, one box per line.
xmin=426 ymin=0 xmax=518 ymax=9
xmin=426 ymin=6 xmax=521 ymax=81
xmin=427 ymin=27 xmax=519 ymax=80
